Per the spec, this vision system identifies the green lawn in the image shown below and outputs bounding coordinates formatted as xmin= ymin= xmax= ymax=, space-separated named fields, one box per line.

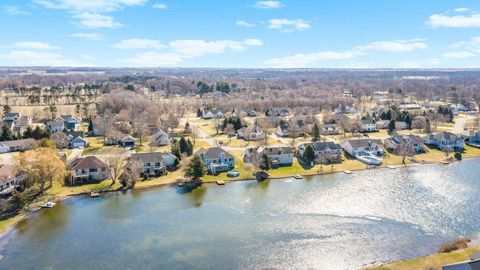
xmin=366 ymin=247 xmax=479 ymax=270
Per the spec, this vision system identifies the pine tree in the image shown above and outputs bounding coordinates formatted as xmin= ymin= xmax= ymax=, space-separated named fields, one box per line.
xmin=187 ymin=139 xmax=194 ymax=156
xmin=88 ymin=118 xmax=94 ymax=134
xmin=0 ymin=124 xmax=14 ymax=141
xmin=388 ymin=119 xmax=396 ymax=134
xmin=179 ymin=137 xmax=189 ymax=155
xmin=259 ymin=153 xmax=271 ymax=171
xmin=312 ymin=122 xmax=320 ymax=141
xmin=303 ymin=144 xmax=316 ymax=164
xmin=23 ymin=126 xmax=33 ymax=139
xmin=184 ymin=154 xmax=206 ymax=180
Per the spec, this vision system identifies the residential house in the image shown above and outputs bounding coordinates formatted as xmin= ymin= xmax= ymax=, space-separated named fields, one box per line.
xmin=67 ymin=156 xmax=108 ymax=185
xmin=384 ymin=134 xmax=425 ymax=154
xmin=48 ymin=116 xmax=65 ymax=132
xmin=467 ymin=131 xmax=480 ymax=146
xmin=0 ymin=138 xmax=38 ymax=153
xmin=60 ymin=115 xmax=81 ymax=130
xmin=151 ymin=130 xmax=170 ymax=146
xmin=255 ymin=116 xmax=282 ymax=129
xmin=130 ymin=152 xmax=167 ymax=176
xmin=276 ymin=124 xmax=304 ymax=138
xmin=334 ymin=105 xmax=358 ymax=114
xmin=424 ymin=132 xmax=464 ymax=151
xmin=395 ymin=121 xmax=408 ymax=130
xmin=245 ymin=109 xmax=258 ymax=117
xmin=202 ymin=109 xmax=224 ymax=119
xmin=376 ymin=120 xmax=389 ymax=130
xmin=342 ymin=138 xmax=384 ymax=157
xmin=265 ymin=107 xmax=290 ymax=117
xmin=70 ymin=136 xmax=88 ymax=148
xmin=237 ymin=125 xmax=265 ymax=141
xmin=360 ymin=119 xmax=377 ymax=132
xmin=321 ymin=123 xmax=340 ymax=135
xmin=196 ymin=147 xmax=235 ymax=174
xmin=0 ymin=165 xmax=25 ymax=196
xmin=259 ymin=146 xmax=294 ymax=168
xmin=297 ymin=141 xmax=342 ymax=164
xmin=3 ymin=112 xmax=21 ymax=129
xmin=119 ymin=135 xmax=137 ymax=147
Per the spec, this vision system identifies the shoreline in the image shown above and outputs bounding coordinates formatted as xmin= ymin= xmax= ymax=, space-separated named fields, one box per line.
xmin=1 ymin=156 xmax=479 ymax=267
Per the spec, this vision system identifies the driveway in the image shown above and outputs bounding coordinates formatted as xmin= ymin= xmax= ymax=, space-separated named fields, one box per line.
xmin=0 ymin=152 xmax=19 ymax=166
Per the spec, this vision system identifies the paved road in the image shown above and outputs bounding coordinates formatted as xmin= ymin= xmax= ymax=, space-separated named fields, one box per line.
xmin=453 ymin=116 xmax=467 ymax=134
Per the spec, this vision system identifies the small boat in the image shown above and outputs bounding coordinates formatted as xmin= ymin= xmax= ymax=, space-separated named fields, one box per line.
xmin=40 ymin=201 xmax=56 ymax=208
xmin=216 ymin=180 xmax=225 ymax=185
xmin=90 ymin=191 xmax=100 ymax=197
xmin=293 ymin=174 xmax=303 ymax=179
xmin=178 ymin=182 xmax=184 ymax=187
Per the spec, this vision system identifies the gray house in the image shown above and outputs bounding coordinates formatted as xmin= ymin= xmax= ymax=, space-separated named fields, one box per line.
xmin=196 ymin=147 xmax=235 ymax=174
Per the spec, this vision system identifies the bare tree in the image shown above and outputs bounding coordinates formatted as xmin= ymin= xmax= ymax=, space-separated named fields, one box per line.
xmin=397 ymin=143 xmax=415 ymax=165
xmin=122 ymin=159 xmax=143 ymax=188
xmin=104 ymin=153 xmax=127 ymax=186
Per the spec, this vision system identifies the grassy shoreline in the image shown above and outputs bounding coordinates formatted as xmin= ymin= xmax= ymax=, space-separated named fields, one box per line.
xmin=1 ymin=150 xmax=480 ymax=270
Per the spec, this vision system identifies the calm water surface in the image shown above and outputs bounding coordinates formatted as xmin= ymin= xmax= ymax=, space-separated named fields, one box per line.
xmin=1 ymin=159 xmax=480 ymax=270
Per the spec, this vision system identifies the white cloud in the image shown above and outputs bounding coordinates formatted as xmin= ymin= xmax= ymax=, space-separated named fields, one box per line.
xmin=454 ymin=7 xmax=470 ymax=13
xmin=2 ymin=50 xmax=88 ymax=66
xmin=70 ymin=32 xmax=105 ymax=40
xmin=123 ymin=38 xmax=263 ymax=67
xmin=427 ymin=13 xmax=480 ymax=28
xmin=267 ymin=19 xmax=311 ymax=32
xmin=236 ymin=20 xmax=256 ymax=27
xmin=33 ymin=0 xmax=147 ymax=28
xmin=4 ymin=5 xmax=30 ymax=15
xmin=73 ymin=12 xmax=122 ymax=28
xmin=114 ymin=39 xmax=165 ymax=50
xmin=443 ymin=51 xmax=476 ymax=58
xmin=449 ymin=36 xmax=480 ymax=52
xmin=14 ymin=41 xmax=59 ymax=50
xmin=264 ymin=39 xmax=427 ymax=68
xmin=253 ymin=1 xmax=283 ymax=9
xmin=358 ymin=40 xmax=428 ymax=52
xmin=152 ymin=3 xmax=167 ymax=9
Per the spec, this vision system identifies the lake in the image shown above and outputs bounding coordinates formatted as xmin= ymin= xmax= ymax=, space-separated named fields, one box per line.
xmin=1 ymin=159 xmax=480 ymax=270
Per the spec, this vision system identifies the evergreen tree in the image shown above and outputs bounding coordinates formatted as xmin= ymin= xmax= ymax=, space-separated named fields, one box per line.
xmin=303 ymin=144 xmax=316 ymax=164
xmin=88 ymin=118 xmax=94 ymax=134
xmin=23 ymin=126 xmax=33 ymax=139
xmin=259 ymin=153 xmax=271 ymax=171
xmin=0 ymin=124 xmax=14 ymax=141
xmin=187 ymin=139 xmax=194 ymax=156
xmin=388 ymin=119 xmax=396 ymax=134
xmin=179 ymin=137 xmax=189 ymax=155
xmin=171 ymin=139 xmax=181 ymax=160
xmin=197 ymin=109 xmax=203 ymax=117
xmin=311 ymin=122 xmax=320 ymax=141
xmin=405 ymin=114 xmax=412 ymax=130
xmin=3 ymin=105 xmax=11 ymax=114
xmin=184 ymin=155 xmax=206 ymax=180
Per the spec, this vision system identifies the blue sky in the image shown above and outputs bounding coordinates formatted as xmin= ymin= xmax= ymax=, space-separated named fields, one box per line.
xmin=1 ymin=0 xmax=480 ymax=68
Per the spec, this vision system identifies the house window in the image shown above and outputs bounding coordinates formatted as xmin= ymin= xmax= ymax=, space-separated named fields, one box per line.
xmin=155 ymin=162 xmax=161 ymax=167
xmin=90 ymin=168 xmax=97 ymax=172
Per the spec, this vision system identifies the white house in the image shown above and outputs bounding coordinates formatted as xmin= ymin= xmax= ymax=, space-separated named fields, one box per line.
xmin=70 ymin=136 xmax=88 ymax=148
xmin=321 ymin=123 xmax=340 ymax=135
xmin=196 ymin=147 xmax=235 ymax=174
xmin=48 ymin=116 xmax=65 ymax=132
xmin=152 ymin=130 xmax=170 ymax=146
xmin=202 ymin=109 xmax=224 ymax=119
xmin=244 ymin=146 xmax=294 ymax=168
xmin=237 ymin=125 xmax=265 ymax=141
xmin=384 ymin=134 xmax=425 ymax=154
xmin=342 ymin=138 xmax=384 ymax=157
xmin=360 ymin=119 xmax=377 ymax=132
xmin=424 ymin=132 xmax=464 ymax=151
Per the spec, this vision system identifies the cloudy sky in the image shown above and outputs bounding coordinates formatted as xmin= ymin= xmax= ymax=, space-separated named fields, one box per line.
xmin=1 ymin=0 xmax=480 ymax=68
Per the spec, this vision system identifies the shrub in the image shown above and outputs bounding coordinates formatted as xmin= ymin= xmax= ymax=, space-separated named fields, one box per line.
xmin=438 ymin=237 xmax=471 ymax=253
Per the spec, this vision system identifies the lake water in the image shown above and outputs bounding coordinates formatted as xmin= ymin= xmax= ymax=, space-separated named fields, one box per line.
xmin=1 ymin=159 xmax=480 ymax=270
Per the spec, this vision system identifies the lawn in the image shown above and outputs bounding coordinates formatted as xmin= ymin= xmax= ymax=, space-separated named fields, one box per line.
xmin=366 ymin=246 xmax=479 ymax=270
xmin=202 ymin=150 xmax=254 ymax=182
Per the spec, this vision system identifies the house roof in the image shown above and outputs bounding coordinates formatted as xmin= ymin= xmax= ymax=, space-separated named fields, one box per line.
xmin=362 ymin=119 xmax=375 ymax=125
xmin=4 ymin=112 xmax=20 ymax=118
xmin=68 ymin=156 xmax=107 ymax=170
xmin=240 ymin=125 xmax=263 ymax=134
xmin=309 ymin=141 xmax=342 ymax=151
xmin=0 ymin=165 xmax=15 ymax=184
xmin=260 ymin=146 xmax=293 ymax=155
xmin=2 ymin=138 xmax=38 ymax=148
xmin=196 ymin=147 xmax=234 ymax=160
xmin=429 ymin=132 xmax=461 ymax=141
xmin=345 ymin=138 xmax=383 ymax=148
xmin=131 ymin=152 xmax=165 ymax=164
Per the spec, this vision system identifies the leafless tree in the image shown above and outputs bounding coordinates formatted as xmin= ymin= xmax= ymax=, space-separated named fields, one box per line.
xmin=104 ymin=153 xmax=127 ymax=186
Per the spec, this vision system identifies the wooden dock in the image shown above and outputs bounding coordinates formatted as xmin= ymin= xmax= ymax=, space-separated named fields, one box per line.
xmin=216 ymin=180 xmax=225 ymax=185
xmin=343 ymin=170 xmax=353 ymax=174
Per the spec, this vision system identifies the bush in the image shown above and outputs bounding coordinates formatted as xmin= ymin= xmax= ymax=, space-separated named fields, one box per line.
xmin=438 ymin=237 xmax=471 ymax=253
xmin=454 ymin=152 xmax=462 ymax=161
